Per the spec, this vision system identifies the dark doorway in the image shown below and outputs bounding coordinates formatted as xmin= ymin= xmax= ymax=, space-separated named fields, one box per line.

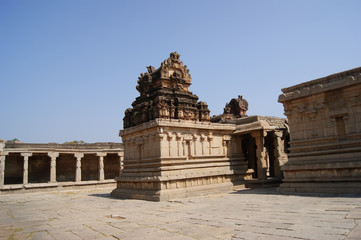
xmin=104 ymin=154 xmax=120 ymax=179
xmin=81 ymin=154 xmax=98 ymax=181
xmin=265 ymin=132 xmax=276 ymax=177
xmin=4 ymin=153 xmax=23 ymax=184
xmin=56 ymin=154 xmax=76 ymax=182
xmin=29 ymin=153 xmax=50 ymax=183
xmin=242 ymin=134 xmax=257 ymax=178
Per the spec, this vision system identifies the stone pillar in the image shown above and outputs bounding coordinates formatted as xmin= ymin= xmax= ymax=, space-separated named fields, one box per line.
xmin=252 ymin=131 xmax=267 ymax=180
xmin=273 ymin=131 xmax=283 ymax=178
xmin=208 ymin=133 xmax=213 ymax=155
xmin=222 ymin=135 xmax=231 ymax=158
xmin=48 ymin=152 xmax=59 ymax=183
xmin=97 ymin=153 xmax=107 ymax=181
xmin=74 ymin=153 xmax=84 ymax=182
xmin=0 ymin=152 xmax=8 ymax=188
xmin=21 ymin=153 xmax=32 ymax=185
xmin=118 ymin=152 xmax=124 ymax=176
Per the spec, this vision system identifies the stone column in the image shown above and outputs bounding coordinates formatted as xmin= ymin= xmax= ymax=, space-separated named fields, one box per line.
xmin=21 ymin=153 xmax=32 ymax=185
xmin=96 ymin=153 xmax=107 ymax=181
xmin=273 ymin=131 xmax=283 ymax=178
xmin=48 ymin=152 xmax=59 ymax=183
xmin=252 ymin=131 xmax=267 ymax=180
xmin=208 ymin=133 xmax=213 ymax=155
xmin=0 ymin=152 xmax=8 ymax=188
xmin=118 ymin=152 xmax=124 ymax=176
xmin=117 ymin=152 xmax=124 ymax=177
xmin=74 ymin=153 xmax=84 ymax=182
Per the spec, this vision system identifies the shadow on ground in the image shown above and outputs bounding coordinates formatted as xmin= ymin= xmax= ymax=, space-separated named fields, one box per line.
xmin=232 ymin=187 xmax=361 ymax=198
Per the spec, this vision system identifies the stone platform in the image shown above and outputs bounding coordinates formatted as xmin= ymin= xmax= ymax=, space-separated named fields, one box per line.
xmin=1 ymin=187 xmax=360 ymax=240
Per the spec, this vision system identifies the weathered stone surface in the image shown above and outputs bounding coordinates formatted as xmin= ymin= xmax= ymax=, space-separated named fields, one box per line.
xmin=113 ymin=118 xmax=251 ymax=201
xmin=123 ymin=52 xmax=210 ymax=129
xmin=211 ymin=95 xmax=249 ymax=123
xmin=278 ymin=66 xmax=361 ymax=193
xmin=1 ymin=188 xmax=360 ymax=240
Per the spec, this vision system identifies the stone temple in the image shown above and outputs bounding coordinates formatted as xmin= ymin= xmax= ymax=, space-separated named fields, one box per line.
xmin=111 ymin=52 xmax=289 ymax=201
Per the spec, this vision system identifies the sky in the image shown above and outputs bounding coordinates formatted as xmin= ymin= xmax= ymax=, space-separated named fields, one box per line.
xmin=1 ymin=0 xmax=361 ymax=143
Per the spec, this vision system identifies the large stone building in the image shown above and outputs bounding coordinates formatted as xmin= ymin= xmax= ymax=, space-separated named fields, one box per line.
xmin=278 ymin=67 xmax=361 ymax=193
xmin=111 ymin=52 xmax=289 ymax=201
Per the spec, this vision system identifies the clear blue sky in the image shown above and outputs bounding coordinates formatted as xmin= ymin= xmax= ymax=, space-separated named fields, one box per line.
xmin=1 ymin=0 xmax=360 ymax=143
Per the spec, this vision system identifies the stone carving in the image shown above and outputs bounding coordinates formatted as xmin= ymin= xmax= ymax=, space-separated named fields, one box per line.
xmin=124 ymin=52 xmax=210 ymax=128
xmin=211 ymin=95 xmax=248 ymax=123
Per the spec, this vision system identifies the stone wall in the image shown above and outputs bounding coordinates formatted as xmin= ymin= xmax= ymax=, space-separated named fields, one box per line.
xmin=278 ymin=67 xmax=361 ymax=193
xmin=111 ymin=119 xmax=252 ymax=201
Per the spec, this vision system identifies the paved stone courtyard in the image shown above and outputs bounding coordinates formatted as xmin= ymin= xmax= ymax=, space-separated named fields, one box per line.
xmin=0 ymin=188 xmax=360 ymax=240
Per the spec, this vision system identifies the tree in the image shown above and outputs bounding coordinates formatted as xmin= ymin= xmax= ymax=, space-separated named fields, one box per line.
xmin=63 ymin=140 xmax=85 ymax=144
xmin=6 ymin=138 xmax=20 ymax=143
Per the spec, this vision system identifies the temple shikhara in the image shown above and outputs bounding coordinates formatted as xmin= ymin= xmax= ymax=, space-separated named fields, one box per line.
xmin=1 ymin=52 xmax=360 ymax=199
xmin=123 ymin=51 xmax=210 ymax=128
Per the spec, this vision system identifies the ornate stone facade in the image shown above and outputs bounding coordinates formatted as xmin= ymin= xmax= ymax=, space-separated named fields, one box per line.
xmin=123 ymin=52 xmax=210 ymax=128
xmin=278 ymin=67 xmax=361 ymax=193
xmin=112 ymin=119 xmax=250 ymax=201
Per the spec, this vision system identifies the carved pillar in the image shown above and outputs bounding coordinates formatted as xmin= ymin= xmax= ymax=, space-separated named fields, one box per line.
xmin=21 ymin=153 xmax=32 ymax=185
xmin=192 ymin=134 xmax=197 ymax=156
xmin=176 ymin=133 xmax=182 ymax=156
xmin=200 ymin=134 xmax=207 ymax=155
xmin=208 ymin=133 xmax=213 ymax=155
xmin=74 ymin=153 xmax=84 ymax=182
xmin=118 ymin=152 xmax=124 ymax=176
xmin=167 ymin=132 xmax=173 ymax=157
xmin=0 ymin=152 xmax=8 ymax=187
xmin=97 ymin=153 xmax=107 ymax=181
xmin=252 ymin=131 xmax=267 ymax=180
xmin=48 ymin=152 xmax=59 ymax=183
xmin=223 ymin=135 xmax=231 ymax=158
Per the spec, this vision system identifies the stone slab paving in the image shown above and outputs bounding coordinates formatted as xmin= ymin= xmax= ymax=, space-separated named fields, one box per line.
xmin=0 ymin=188 xmax=360 ymax=240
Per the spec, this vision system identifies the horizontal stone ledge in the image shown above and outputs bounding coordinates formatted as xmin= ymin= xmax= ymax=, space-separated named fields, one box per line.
xmin=121 ymin=163 xmax=247 ymax=173
xmin=119 ymin=119 xmax=236 ymax=135
xmin=288 ymin=147 xmax=361 ymax=158
xmin=282 ymin=164 xmax=361 ymax=171
xmin=116 ymin=172 xmax=249 ymax=182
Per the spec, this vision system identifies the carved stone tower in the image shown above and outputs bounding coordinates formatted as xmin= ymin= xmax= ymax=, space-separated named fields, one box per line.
xmin=123 ymin=52 xmax=210 ymax=129
xmin=111 ymin=52 xmax=251 ymax=201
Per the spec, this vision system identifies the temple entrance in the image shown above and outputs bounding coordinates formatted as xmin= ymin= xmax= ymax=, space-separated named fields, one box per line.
xmin=242 ymin=134 xmax=257 ymax=178
xmin=264 ymin=132 xmax=276 ymax=178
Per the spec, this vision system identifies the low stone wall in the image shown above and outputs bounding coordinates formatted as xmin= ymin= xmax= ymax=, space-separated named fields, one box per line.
xmin=0 ymin=141 xmax=123 ymax=193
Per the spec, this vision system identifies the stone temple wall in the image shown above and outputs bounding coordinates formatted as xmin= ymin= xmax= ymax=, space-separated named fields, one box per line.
xmin=111 ymin=118 xmax=251 ymax=201
xmin=278 ymin=67 xmax=361 ymax=193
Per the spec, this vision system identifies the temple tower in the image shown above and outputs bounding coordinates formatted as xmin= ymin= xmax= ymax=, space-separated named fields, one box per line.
xmin=111 ymin=52 xmax=251 ymax=201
